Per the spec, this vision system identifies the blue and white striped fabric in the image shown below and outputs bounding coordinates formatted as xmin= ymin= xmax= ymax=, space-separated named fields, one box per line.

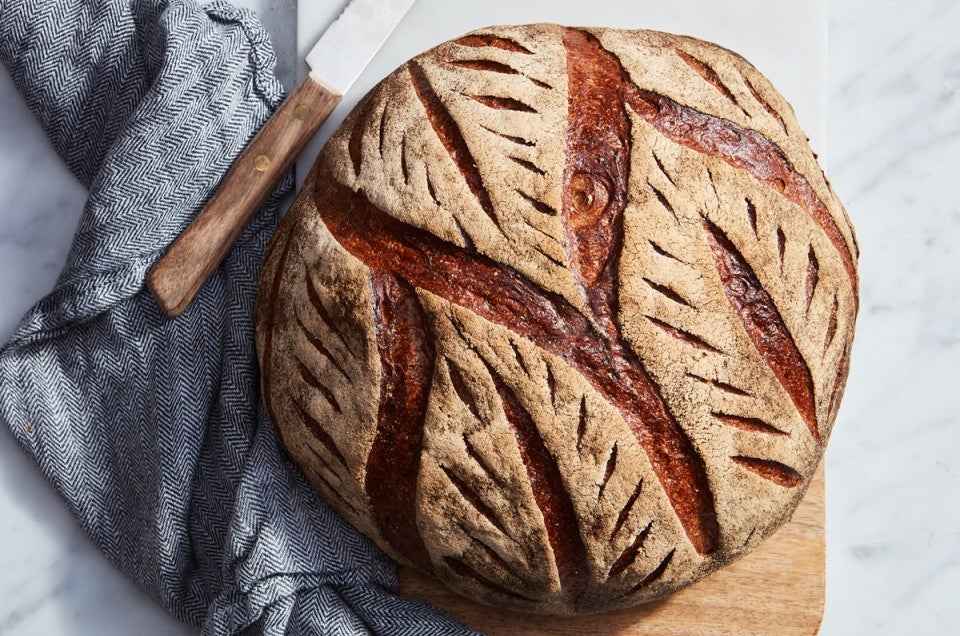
xmin=0 ymin=1 xmax=478 ymax=633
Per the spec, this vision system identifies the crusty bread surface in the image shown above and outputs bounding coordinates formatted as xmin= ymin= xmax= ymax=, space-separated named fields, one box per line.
xmin=256 ymin=24 xmax=857 ymax=614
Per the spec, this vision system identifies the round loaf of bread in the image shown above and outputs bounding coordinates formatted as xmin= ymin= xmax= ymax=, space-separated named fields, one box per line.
xmin=256 ymin=24 xmax=858 ymax=614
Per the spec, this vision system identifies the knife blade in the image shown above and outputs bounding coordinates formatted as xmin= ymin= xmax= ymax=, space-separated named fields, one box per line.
xmin=148 ymin=0 xmax=416 ymax=317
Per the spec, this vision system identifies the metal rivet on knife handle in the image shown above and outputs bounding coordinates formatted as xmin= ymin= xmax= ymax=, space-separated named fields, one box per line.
xmin=146 ymin=77 xmax=340 ymax=317
xmin=147 ymin=0 xmax=417 ymax=317
xmin=294 ymin=102 xmax=312 ymax=120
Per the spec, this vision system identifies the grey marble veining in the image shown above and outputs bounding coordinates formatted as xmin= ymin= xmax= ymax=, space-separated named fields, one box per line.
xmin=822 ymin=1 xmax=960 ymax=633
xmin=248 ymin=0 xmax=297 ymax=89
xmin=1 ymin=0 xmax=959 ymax=633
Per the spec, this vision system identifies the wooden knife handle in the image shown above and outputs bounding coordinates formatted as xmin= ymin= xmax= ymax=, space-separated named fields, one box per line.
xmin=147 ymin=75 xmax=340 ymax=317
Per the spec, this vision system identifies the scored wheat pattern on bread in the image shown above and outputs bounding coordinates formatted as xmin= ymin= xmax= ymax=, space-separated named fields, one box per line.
xmin=256 ymin=24 xmax=857 ymax=614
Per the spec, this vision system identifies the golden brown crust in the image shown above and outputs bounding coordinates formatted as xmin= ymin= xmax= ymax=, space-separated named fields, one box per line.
xmin=256 ymin=24 xmax=857 ymax=614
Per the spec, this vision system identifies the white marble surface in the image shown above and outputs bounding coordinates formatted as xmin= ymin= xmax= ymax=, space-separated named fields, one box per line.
xmin=1 ymin=0 xmax=958 ymax=634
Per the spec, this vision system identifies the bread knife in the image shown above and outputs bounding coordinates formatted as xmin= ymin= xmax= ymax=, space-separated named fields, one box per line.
xmin=147 ymin=0 xmax=416 ymax=317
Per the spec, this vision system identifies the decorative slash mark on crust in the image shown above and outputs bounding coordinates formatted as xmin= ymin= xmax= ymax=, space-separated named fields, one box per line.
xmin=469 ymin=94 xmax=538 ymax=113
xmin=441 ymin=465 xmax=509 ymax=535
xmin=686 ymin=372 xmax=751 ymax=397
xmin=675 ymin=48 xmax=748 ymax=116
xmin=522 ymin=221 xmax=558 ymax=245
xmin=443 ymin=557 xmax=534 ymax=601
xmin=424 ymin=167 xmax=442 ymax=207
xmin=307 ymin=448 xmax=342 ymax=485
xmin=742 ymin=72 xmax=789 ymax=133
xmin=264 ymin=231 xmax=356 ymax=526
xmin=828 ymin=344 xmax=852 ymax=420
xmin=348 ymin=99 xmax=373 ymax=178
xmin=295 ymin=359 xmax=342 ymax=414
xmin=643 ymin=277 xmax=694 ymax=308
xmin=400 ymin=133 xmax=409 ymax=184
xmin=576 ymin=396 xmax=588 ymax=447
xmin=731 ymin=456 xmax=803 ymax=487
xmin=508 ymin=339 xmax=530 ymax=375
xmin=652 ymin=151 xmax=677 ymax=187
xmin=649 ymin=240 xmax=685 ymax=264
xmin=365 ymin=270 xmax=436 ymax=573
xmin=448 ymin=58 xmax=553 ymax=91
xmin=745 ymin=197 xmax=759 ymax=237
xmin=448 ymin=58 xmax=521 ymax=75
xmin=824 ymin=294 xmax=840 ymax=354
xmin=648 ymin=182 xmax=678 ymax=222
xmin=446 ymin=358 xmax=483 ymax=422
xmin=702 ymin=218 xmax=820 ymax=442
xmin=306 ymin=448 xmax=365 ymax=519
xmin=622 ymin=550 xmax=675 ymax=596
xmin=481 ymin=124 xmax=536 ymax=146
xmin=292 ymin=399 xmax=348 ymax=467
xmin=510 ymin=156 xmax=547 ymax=175
xmin=712 ymin=412 xmax=787 ymax=436
xmin=561 ymin=28 xmax=720 ymax=558
xmin=544 ymin=362 xmax=558 ymax=404
xmin=454 ymin=33 xmax=534 ymax=54
xmin=470 ymin=535 xmax=525 ymax=581
xmin=407 ymin=60 xmax=500 ymax=229
xmin=597 ymin=444 xmax=618 ymax=499
xmin=464 ymin=434 xmax=507 ymax=488
xmin=533 ymin=245 xmax=564 ymax=269
xmin=646 ymin=316 xmax=723 ymax=354
xmin=479 ymin=356 xmax=591 ymax=602
xmin=378 ymin=106 xmax=389 ymax=157
xmin=609 ymin=521 xmax=653 ymax=577
xmin=516 ymin=189 xmax=558 ymax=216
xmin=611 ymin=480 xmax=644 ymax=540
xmin=455 ymin=517 xmax=527 ymax=575
xmin=295 ymin=314 xmax=350 ymax=380
xmin=304 ymin=264 xmax=354 ymax=355
xmin=776 ymin=228 xmax=787 ymax=273
xmin=705 ymin=168 xmax=721 ymax=204
xmin=806 ymin=247 xmax=820 ymax=311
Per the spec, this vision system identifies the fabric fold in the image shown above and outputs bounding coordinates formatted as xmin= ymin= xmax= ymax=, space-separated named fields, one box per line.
xmin=0 ymin=1 xmax=478 ymax=633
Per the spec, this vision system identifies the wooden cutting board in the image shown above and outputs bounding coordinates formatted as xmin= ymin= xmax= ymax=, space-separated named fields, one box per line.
xmin=398 ymin=466 xmax=824 ymax=635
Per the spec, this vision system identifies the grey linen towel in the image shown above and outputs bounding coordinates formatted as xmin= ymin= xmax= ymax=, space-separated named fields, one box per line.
xmin=0 ymin=1 xmax=480 ymax=633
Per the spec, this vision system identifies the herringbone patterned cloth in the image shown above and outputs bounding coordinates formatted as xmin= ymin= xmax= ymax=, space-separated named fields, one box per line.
xmin=0 ymin=1 xmax=479 ymax=633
